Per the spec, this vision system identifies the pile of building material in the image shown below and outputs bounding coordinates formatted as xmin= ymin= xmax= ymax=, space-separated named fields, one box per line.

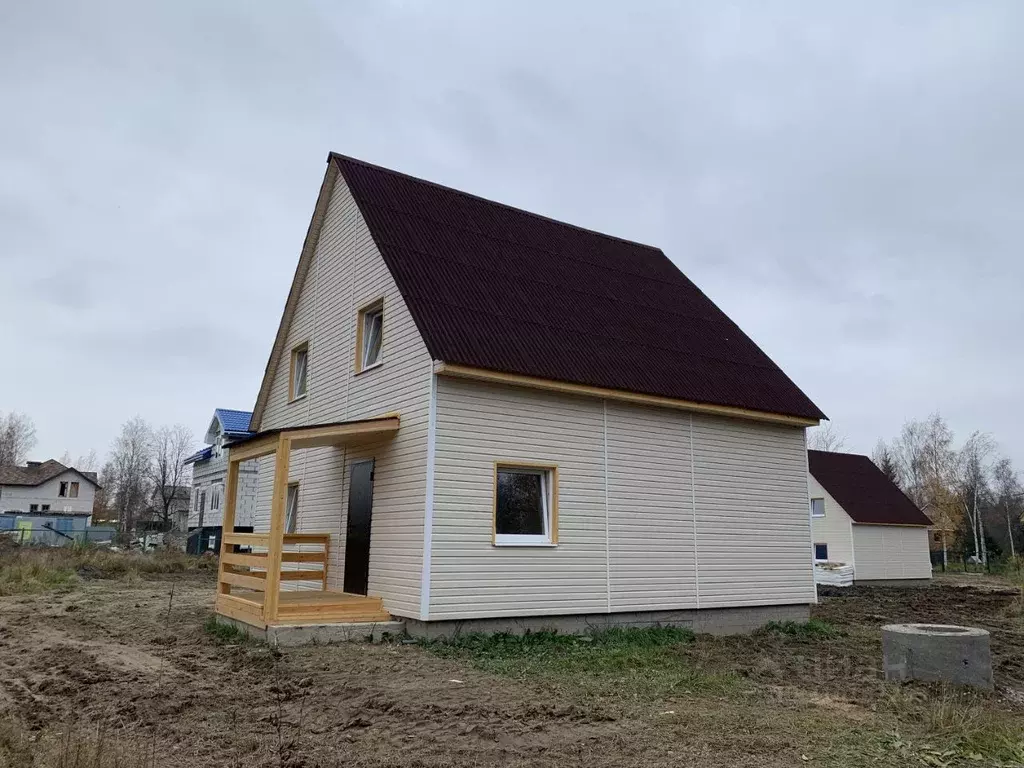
xmin=814 ymin=562 xmax=855 ymax=587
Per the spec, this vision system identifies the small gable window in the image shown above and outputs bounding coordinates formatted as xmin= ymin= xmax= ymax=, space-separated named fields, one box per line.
xmin=814 ymin=543 xmax=829 ymax=562
xmin=356 ymin=300 xmax=384 ymax=372
xmin=69 ymin=482 xmax=79 ymax=498
xmin=59 ymin=482 xmax=69 ymax=497
xmin=810 ymin=498 xmax=825 ymax=518
xmin=290 ymin=343 xmax=309 ymax=401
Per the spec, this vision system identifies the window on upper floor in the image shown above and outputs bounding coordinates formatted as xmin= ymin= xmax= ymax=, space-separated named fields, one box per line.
xmin=810 ymin=498 xmax=825 ymax=518
xmin=290 ymin=342 xmax=309 ymax=401
xmin=494 ymin=464 xmax=558 ymax=546
xmin=69 ymin=482 xmax=79 ymax=498
xmin=210 ymin=484 xmax=221 ymax=512
xmin=356 ymin=300 xmax=384 ymax=372
xmin=286 ymin=483 xmax=299 ymax=534
xmin=59 ymin=481 xmax=69 ymax=497
xmin=814 ymin=543 xmax=829 ymax=562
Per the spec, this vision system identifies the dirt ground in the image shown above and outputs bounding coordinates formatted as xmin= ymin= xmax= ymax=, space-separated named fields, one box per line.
xmin=0 ymin=571 xmax=1022 ymax=767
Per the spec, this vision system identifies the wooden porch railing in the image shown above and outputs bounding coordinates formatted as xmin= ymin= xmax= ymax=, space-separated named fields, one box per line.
xmin=217 ymin=532 xmax=331 ymax=595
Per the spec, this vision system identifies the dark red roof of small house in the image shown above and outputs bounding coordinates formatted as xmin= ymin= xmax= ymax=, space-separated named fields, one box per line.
xmin=808 ymin=450 xmax=931 ymax=526
xmin=331 ymin=153 xmax=825 ymax=421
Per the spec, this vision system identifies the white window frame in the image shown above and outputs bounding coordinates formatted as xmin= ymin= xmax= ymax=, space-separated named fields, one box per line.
xmin=814 ymin=542 xmax=829 ymax=562
xmin=209 ymin=484 xmax=222 ymax=513
xmin=493 ymin=464 xmax=557 ymax=547
xmin=290 ymin=343 xmax=309 ymax=401
xmin=285 ymin=483 xmax=299 ymax=534
xmin=356 ymin=300 xmax=384 ymax=373
xmin=810 ymin=497 xmax=825 ymax=518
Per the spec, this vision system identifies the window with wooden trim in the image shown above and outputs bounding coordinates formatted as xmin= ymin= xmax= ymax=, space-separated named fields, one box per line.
xmin=814 ymin=543 xmax=829 ymax=562
xmin=290 ymin=343 xmax=309 ymax=400
xmin=69 ymin=482 xmax=79 ymax=498
xmin=285 ymin=483 xmax=299 ymax=534
xmin=355 ymin=300 xmax=383 ymax=372
xmin=493 ymin=464 xmax=557 ymax=546
xmin=810 ymin=497 xmax=825 ymax=518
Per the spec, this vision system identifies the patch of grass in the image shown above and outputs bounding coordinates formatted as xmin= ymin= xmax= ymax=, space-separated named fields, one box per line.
xmin=204 ymin=615 xmax=257 ymax=645
xmin=0 ymin=559 xmax=77 ymax=596
xmin=759 ymin=618 xmax=842 ymax=639
xmin=867 ymin=686 xmax=1024 ymax=767
xmin=0 ymin=541 xmax=216 ymax=595
xmin=423 ymin=626 xmax=739 ymax=699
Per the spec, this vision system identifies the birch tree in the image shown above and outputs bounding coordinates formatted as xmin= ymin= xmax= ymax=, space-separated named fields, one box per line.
xmin=107 ymin=417 xmax=153 ymax=536
xmin=150 ymin=425 xmax=195 ymax=530
xmin=0 ymin=412 xmax=37 ymax=466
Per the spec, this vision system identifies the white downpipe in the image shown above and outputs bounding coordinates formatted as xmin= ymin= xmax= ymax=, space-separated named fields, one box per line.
xmin=689 ymin=414 xmax=700 ymax=609
xmin=603 ymin=399 xmax=611 ymax=613
xmin=419 ymin=369 xmax=438 ymax=621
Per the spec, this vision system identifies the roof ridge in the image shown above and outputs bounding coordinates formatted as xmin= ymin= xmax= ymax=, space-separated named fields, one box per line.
xmin=328 ymin=152 xmax=665 ymax=254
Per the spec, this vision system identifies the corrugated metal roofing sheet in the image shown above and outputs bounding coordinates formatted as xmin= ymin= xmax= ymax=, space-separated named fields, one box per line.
xmin=214 ymin=408 xmax=254 ymax=437
xmin=332 ymin=153 xmax=825 ymax=421
xmin=808 ymin=450 xmax=932 ymax=526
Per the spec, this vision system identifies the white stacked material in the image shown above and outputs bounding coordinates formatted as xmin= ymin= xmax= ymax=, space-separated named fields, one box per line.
xmin=814 ymin=563 xmax=855 ymax=587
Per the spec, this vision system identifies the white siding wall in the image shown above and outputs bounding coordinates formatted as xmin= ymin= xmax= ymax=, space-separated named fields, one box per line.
xmin=852 ymin=525 xmax=932 ymax=580
xmin=691 ymin=415 xmax=813 ymax=608
xmin=252 ymin=170 xmax=432 ymax=619
xmin=429 ymin=377 xmax=816 ymax=620
xmin=808 ymin=474 xmax=855 ymax=567
xmin=0 ymin=471 xmax=97 ymax=517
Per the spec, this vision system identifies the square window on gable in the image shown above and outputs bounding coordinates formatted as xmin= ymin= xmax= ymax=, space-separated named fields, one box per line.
xmin=290 ymin=343 xmax=309 ymax=401
xmin=810 ymin=498 xmax=825 ymax=518
xmin=356 ymin=300 xmax=383 ymax=372
xmin=494 ymin=465 xmax=558 ymax=546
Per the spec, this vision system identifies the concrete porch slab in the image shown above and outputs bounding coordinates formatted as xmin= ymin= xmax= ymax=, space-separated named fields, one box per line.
xmin=220 ymin=616 xmax=406 ymax=646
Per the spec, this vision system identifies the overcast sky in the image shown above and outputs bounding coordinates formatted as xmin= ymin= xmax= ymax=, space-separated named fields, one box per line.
xmin=1 ymin=1 xmax=1021 ymax=469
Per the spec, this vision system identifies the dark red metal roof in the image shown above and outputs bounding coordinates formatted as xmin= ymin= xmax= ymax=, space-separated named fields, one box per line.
xmin=332 ymin=153 xmax=825 ymax=421
xmin=808 ymin=450 xmax=932 ymax=526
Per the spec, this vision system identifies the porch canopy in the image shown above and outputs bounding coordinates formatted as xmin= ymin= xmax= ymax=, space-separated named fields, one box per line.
xmin=216 ymin=415 xmax=399 ymax=627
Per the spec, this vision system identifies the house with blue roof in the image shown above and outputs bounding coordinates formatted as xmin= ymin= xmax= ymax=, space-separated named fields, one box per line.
xmin=184 ymin=409 xmax=260 ymax=553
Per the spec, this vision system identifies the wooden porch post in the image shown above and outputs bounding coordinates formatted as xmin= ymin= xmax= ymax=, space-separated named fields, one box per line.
xmin=217 ymin=458 xmax=240 ymax=596
xmin=263 ymin=435 xmax=291 ymax=622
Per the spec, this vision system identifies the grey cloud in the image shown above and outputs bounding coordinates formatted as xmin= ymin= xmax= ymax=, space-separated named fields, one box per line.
xmin=0 ymin=0 xmax=1021 ymax=468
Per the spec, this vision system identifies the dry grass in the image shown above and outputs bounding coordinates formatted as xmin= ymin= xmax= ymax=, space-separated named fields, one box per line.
xmin=0 ymin=719 xmax=152 ymax=768
xmin=0 ymin=540 xmax=216 ymax=596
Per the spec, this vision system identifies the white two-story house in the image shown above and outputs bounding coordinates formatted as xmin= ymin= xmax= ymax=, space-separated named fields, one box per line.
xmin=213 ymin=153 xmax=827 ymax=637
xmin=0 ymin=460 xmax=100 ymax=544
xmin=185 ymin=409 xmax=259 ymax=553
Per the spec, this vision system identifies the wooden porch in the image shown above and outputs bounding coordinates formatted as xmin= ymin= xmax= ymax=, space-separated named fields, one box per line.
xmin=214 ymin=416 xmax=399 ymax=629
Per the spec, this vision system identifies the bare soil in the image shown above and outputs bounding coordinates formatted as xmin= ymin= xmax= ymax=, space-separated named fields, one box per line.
xmin=1 ymin=572 xmax=1022 ymax=767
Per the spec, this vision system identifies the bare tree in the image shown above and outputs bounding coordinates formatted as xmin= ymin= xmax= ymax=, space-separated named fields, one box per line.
xmin=951 ymin=430 xmax=995 ymax=564
xmin=0 ymin=412 xmax=37 ymax=466
xmin=992 ymin=457 xmax=1023 ymax=561
xmin=107 ymin=417 xmax=153 ymax=537
xmin=808 ymin=423 xmax=847 ymax=452
xmin=150 ymin=425 xmax=195 ymax=531
xmin=59 ymin=449 xmax=99 ymax=471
